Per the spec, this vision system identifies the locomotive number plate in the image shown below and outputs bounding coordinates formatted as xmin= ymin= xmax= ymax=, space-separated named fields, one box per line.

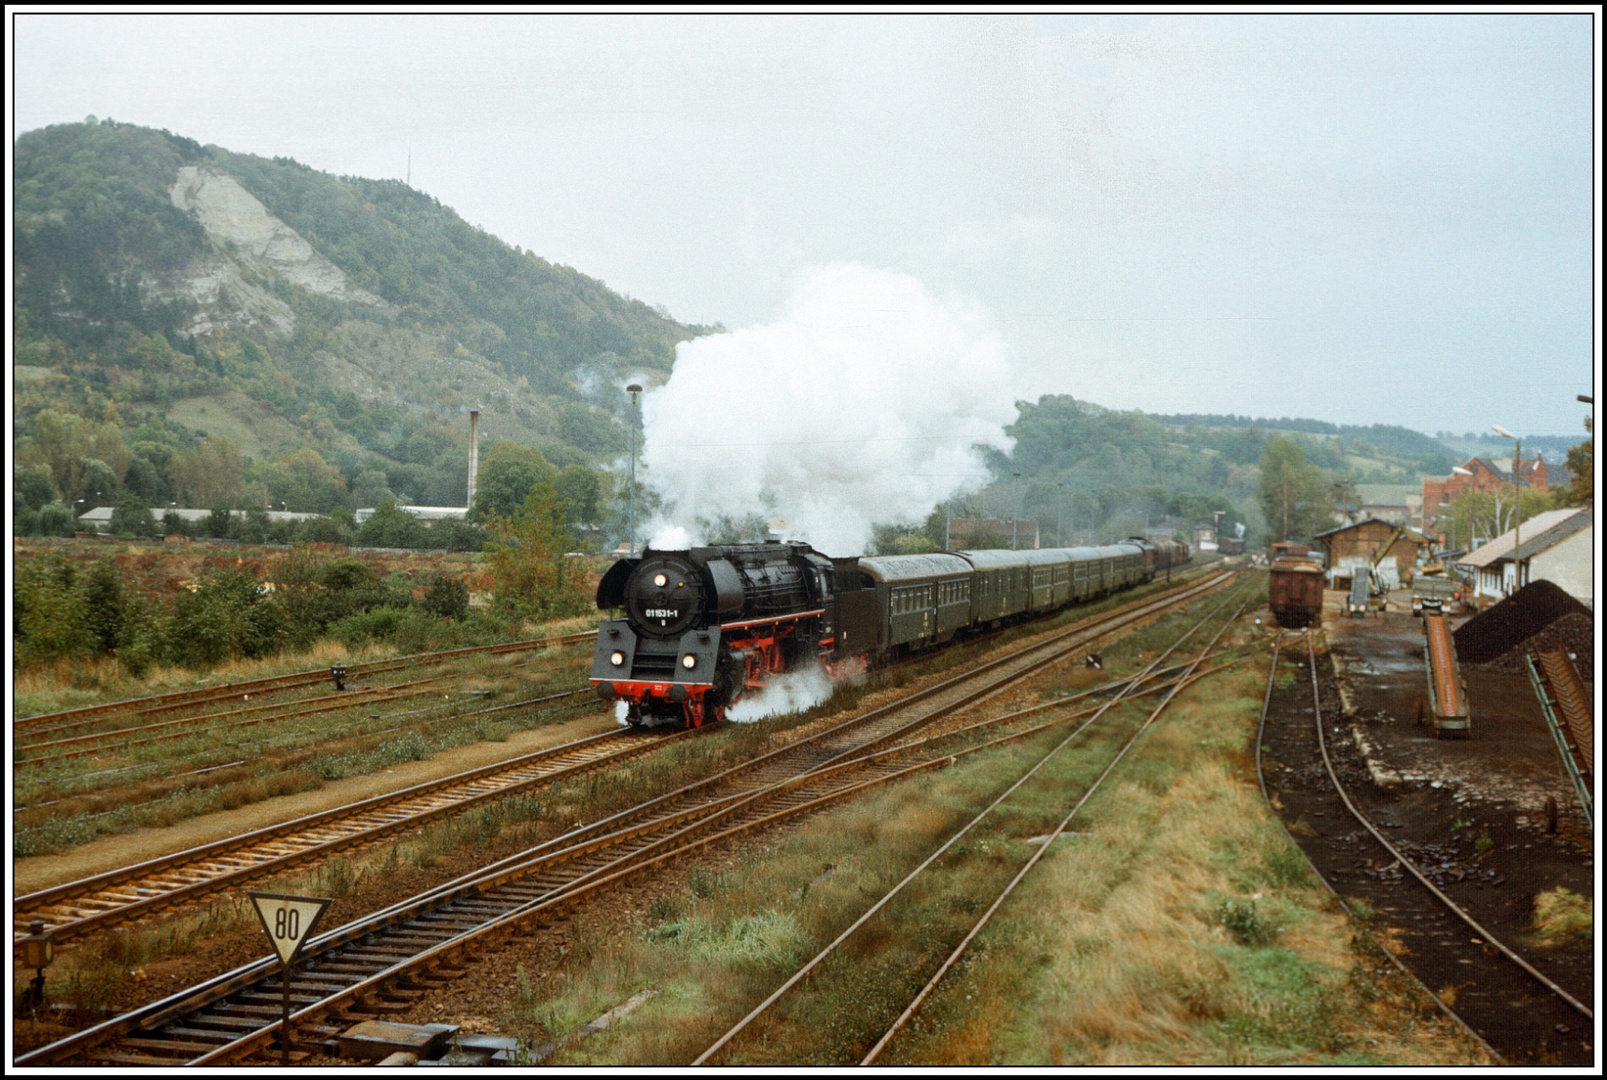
xmin=645 ymin=608 xmax=679 ymax=619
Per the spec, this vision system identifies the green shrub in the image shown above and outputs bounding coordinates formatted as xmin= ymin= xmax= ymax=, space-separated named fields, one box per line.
xmin=421 ymin=572 xmax=470 ymax=620
xmin=166 ymin=566 xmax=285 ymax=667
xmin=330 ymin=606 xmax=410 ymax=650
xmin=13 ymin=552 xmax=94 ymax=665
xmin=1218 ymin=898 xmax=1279 ymax=946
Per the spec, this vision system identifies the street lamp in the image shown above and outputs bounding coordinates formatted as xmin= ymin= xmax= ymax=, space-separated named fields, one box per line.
xmin=1057 ymin=483 xmax=1065 ymax=548
xmin=626 ymin=383 xmax=643 ymax=557
xmin=1491 ymin=425 xmax=1522 ymax=592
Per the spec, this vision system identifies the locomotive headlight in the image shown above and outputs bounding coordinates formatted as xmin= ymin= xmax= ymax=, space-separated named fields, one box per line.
xmin=681 ymin=653 xmax=697 ymax=670
xmin=654 ymin=573 xmax=668 ymax=587
xmin=610 ymin=651 xmax=625 ymax=667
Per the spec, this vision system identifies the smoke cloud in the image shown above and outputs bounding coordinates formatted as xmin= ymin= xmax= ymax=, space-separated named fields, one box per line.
xmin=726 ymin=663 xmax=835 ymax=723
xmin=640 ymin=263 xmax=1016 ymax=556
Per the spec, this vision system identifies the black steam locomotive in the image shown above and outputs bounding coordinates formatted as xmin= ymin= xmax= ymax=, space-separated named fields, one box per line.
xmin=591 ymin=537 xmax=1191 ymax=728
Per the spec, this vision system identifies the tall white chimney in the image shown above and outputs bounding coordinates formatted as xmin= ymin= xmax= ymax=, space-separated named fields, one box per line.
xmin=467 ymin=408 xmax=480 ymax=511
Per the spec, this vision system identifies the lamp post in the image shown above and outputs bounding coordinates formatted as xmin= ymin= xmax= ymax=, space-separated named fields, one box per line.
xmin=1011 ymin=472 xmax=1022 ymax=550
xmin=1057 ymin=483 xmax=1065 ymax=547
xmin=626 ymin=383 xmax=643 ymax=557
xmin=1491 ymin=425 xmax=1521 ymax=592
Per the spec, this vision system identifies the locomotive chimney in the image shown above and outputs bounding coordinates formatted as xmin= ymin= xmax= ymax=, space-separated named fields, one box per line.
xmin=467 ymin=408 xmax=480 ymax=511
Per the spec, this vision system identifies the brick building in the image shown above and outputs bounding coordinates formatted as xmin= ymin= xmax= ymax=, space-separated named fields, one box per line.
xmin=1421 ymin=455 xmax=1553 ymax=534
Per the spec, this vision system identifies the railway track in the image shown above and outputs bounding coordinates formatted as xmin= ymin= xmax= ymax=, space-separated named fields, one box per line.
xmin=695 ymin=588 xmax=1250 ymax=1065
xmin=13 ymin=630 xmax=599 ymax=736
xmin=12 ymin=691 xmax=659 ymax=949
xmin=18 ymin=572 xmax=1237 ymax=1067
xmin=1256 ymin=631 xmax=1592 ymax=1065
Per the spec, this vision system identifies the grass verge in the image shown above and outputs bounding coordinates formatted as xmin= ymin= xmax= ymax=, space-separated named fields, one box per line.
xmin=480 ymin=614 xmax=1489 ymax=1067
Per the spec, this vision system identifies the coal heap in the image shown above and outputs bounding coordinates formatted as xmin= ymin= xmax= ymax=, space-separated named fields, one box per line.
xmin=1453 ymin=580 xmax=1593 ymax=666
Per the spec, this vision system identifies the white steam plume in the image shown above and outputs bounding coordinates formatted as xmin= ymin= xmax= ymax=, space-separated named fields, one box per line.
xmin=726 ymin=664 xmax=835 ymax=724
xmin=640 ymin=263 xmax=1016 ymax=556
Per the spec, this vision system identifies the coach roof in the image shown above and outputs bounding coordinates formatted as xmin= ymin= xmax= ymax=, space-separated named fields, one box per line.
xmin=856 ymin=552 xmax=975 ymax=584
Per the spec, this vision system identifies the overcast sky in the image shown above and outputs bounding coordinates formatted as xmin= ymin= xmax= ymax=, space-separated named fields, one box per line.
xmin=11 ymin=12 xmax=1599 ymax=437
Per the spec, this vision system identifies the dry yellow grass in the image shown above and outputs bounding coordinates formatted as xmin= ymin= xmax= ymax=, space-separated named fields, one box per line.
xmin=881 ymin=671 xmax=1491 ymax=1067
xmin=481 ymin=606 xmax=1492 ymax=1067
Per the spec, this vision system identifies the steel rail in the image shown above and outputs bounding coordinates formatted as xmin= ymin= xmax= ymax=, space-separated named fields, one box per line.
xmin=17 ymin=574 xmax=1227 ymax=953
xmin=438 ymin=570 xmax=1241 ymax=891
xmin=14 ymin=676 xmax=456 ymax=767
xmin=858 ymin=598 xmax=1249 ymax=1064
xmin=13 ymin=696 xmax=666 ymax=947
xmin=180 ymin=600 xmax=1245 ymax=1066
xmin=19 ymin=574 xmax=1234 ymax=1067
xmin=1304 ymin=634 xmax=1592 ymax=1020
xmin=694 ymin=587 xmax=1248 ymax=1065
xmin=1252 ymin=632 xmax=1500 ymax=1061
xmin=13 ymin=630 xmax=598 ymax=731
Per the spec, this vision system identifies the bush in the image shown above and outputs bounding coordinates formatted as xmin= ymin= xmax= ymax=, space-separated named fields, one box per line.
xmin=271 ymin=549 xmax=409 ymax=648
xmin=166 ymin=566 xmax=285 ymax=667
xmin=294 ymin=515 xmax=354 ymax=545
xmin=420 ymin=572 xmax=470 ymax=621
xmin=1218 ymin=898 xmax=1279 ymax=946
xmin=356 ymin=500 xmax=424 ymax=548
xmin=330 ymin=606 xmax=411 ymax=650
xmin=13 ymin=552 xmax=94 ymax=665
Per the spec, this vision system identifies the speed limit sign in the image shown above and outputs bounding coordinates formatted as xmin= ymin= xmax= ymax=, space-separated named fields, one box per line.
xmin=248 ymin=891 xmax=333 ymax=1064
xmin=249 ymin=892 xmax=332 ymax=967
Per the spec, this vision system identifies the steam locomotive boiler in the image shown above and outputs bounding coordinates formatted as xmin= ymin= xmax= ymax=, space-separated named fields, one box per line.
xmin=591 ymin=543 xmax=857 ymax=727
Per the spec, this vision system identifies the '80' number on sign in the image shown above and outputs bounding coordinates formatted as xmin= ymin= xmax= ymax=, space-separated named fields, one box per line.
xmin=275 ymin=907 xmax=301 ymax=940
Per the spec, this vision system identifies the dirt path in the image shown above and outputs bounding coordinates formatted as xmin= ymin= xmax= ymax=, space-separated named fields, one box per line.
xmin=12 ymin=708 xmax=618 ymax=896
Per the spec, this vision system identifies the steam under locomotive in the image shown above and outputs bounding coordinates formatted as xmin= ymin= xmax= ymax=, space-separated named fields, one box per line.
xmin=591 ymin=537 xmax=1191 ymax=728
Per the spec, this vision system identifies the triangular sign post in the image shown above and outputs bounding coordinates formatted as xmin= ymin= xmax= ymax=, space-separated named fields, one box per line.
xmin=249 ymin=892 xmax=332 ymax=967
xmin=248 ymin=892 xmax=333 ymax=1064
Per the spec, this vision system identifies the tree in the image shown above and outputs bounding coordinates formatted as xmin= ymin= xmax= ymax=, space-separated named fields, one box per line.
xmin=1560 ymin=416 xmax=1593 ymax=508
xmin=13 ymin=552 xmax=93 ymax=665
xmin=109 ymin=494 xmax=158 ymax=537
xmin=351 ymin=468 xmax=396 ymax=508
xmin=171 ymin=438 xmax=250 ymax=509
xmin=356 ymin=500 xmax=424 ymax=548
xmin=81 ymin=557 xmax=126 ymax=654
xmin=484 ymin=481 xmax=589 ymax=623
xmin=205 ymin=503 xmax=236 ymax=539
xmin=420 ymin=573 xmax=470 ymax=621
xmin=469 ymin=442 xmax=556 ymax=523
xmin=14 ymin=465 xmax=56 ymax=513
xmin=257 ymin=448 xmax=350 ymax=513
xmin=554 ymin=464 xmax=605 ymax=531
xmin=888 ymin=533 xmax=939 ymax=555
xmin=1439 ymin=487 xmax=1552 ymax=552
xmin=1256 ymin=437 xmax=1332 ymax=543
xmin=167 ymin=566 xmax=285 ymax=668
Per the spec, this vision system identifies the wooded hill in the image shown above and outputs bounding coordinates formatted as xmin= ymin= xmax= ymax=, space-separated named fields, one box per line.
xmin=917 ymin=397 xmax=1480 ymax=552
xmin=13 ymin=119 xmax=714 ymax=521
